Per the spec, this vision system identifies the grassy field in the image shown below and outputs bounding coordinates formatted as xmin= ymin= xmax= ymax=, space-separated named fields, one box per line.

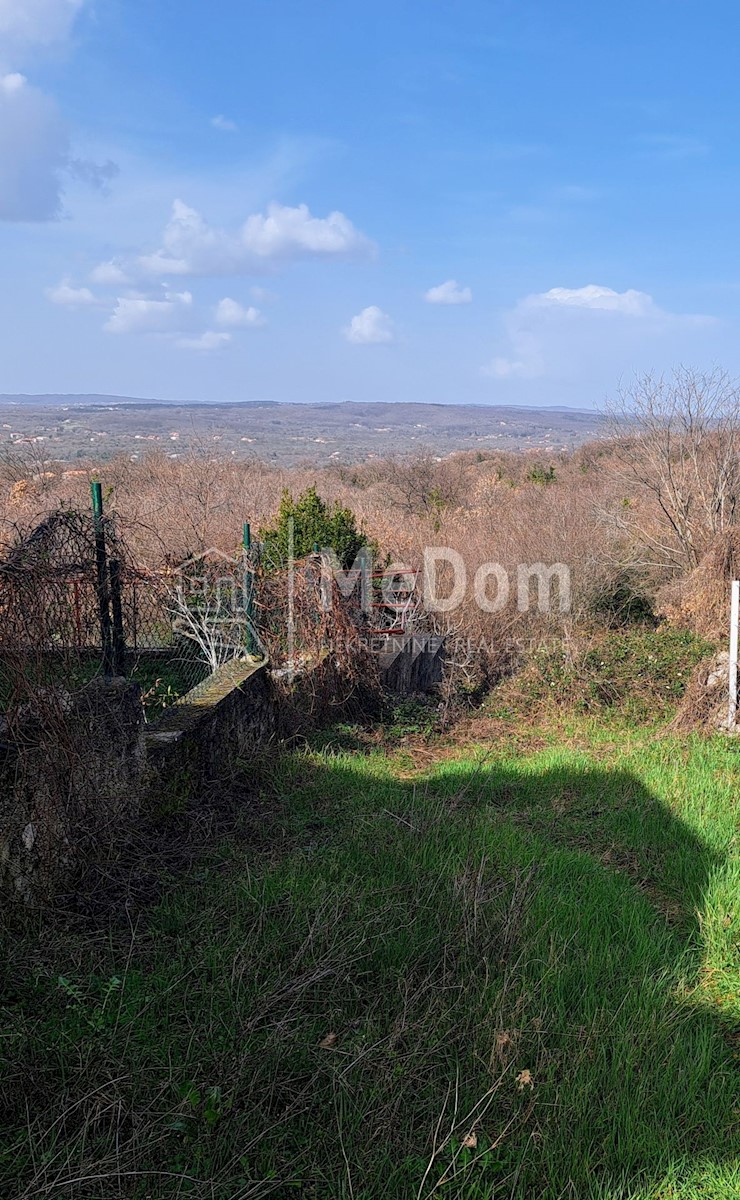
xmin=2 ymin=707 xmax=739 ymax=1199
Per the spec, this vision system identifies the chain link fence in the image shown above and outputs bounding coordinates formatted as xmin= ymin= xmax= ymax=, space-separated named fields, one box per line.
xmin=0 ymin=491 xmax=388 ymax=724
xmin=0 ymin=495 xmax=259 ymax=719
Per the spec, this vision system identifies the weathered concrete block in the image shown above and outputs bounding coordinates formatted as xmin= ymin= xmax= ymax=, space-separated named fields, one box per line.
xmin=144 ymin=658 xmax=275 ymax=793
xmin=377 ymin=633 xmax=446 ymax=693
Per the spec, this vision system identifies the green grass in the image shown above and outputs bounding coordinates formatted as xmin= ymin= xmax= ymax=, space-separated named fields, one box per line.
xmin=491 ymin=627 xmax=715 ymax=723
xmin=0 ymin=649 xmax=209 ymax=718
xmin=128 ymin=651 xmax=211 ymax=717
xmin=2 ymin=715 xmax=739 ymax=1198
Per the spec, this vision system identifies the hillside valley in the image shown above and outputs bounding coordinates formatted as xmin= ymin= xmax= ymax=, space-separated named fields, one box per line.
xmin=0 ymin=396 xmax=604 ymax=465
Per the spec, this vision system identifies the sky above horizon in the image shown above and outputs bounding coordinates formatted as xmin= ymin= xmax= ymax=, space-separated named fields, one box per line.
xmin=1 ymin=0 xmax=739 ymax=408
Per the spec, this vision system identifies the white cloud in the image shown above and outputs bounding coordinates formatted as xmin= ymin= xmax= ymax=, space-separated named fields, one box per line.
xmin=0 ymin=71 xmax=68 ymax=219
xmin=0 ymin=4 xmax=115 ymax=222
xmin=138 ymin=199 xmax=373 ymax=277
xmin=424 ymin=279 xmax=472 ymax=305
xmin=0 ymin=68 xmax=116 ymax=221
xmin=89 ymin=259 xmax=131 ymax=286
xmin=99 ymin=287 xmax=251 ymax=351
xmin=483 ymin=283 xmax=715 ymax=383
xmin=215 ymin=297 xmax=264 ymax=328
xmin=176 ymin=330 xmax=232 ymax=352
xmin=104 ymin=290 xmax=194 ymax=336
xmin=527 ymin=284 xmax=657 ymax=316
xmin=0 ymin=0 xmax=88 ymax=59
xmin=55 ymin=273 xmax=266 ymax=350
xmin=242 ymin=203 xmax=369 ymax=259
xmin=343 ymin=305 xmax=395 ymax=345
xmin=45 ymin=280 xmax=96 ymax=306
xmin=211 ymin=114 xmax=238 ymax=133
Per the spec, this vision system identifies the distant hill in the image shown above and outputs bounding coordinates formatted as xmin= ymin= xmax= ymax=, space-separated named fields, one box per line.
xmin=0 ymin=394 xmax=280 ymax=408
xmin=0 ymin=396 xmax=604 ymax=465
xmin=0 ymin=393 xmax=162 ymax=407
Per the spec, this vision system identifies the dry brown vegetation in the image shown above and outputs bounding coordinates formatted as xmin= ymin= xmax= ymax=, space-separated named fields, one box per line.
xmin=0 ymin=369 xmax=736 ymax=703
xmin=0 ymin=443 xmax=712 ymax=629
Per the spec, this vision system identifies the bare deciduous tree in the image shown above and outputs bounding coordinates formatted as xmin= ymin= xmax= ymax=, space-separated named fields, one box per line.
xmin=606 ymin=367 xmax=740 ymax=570
xmin=386 ymin=450 xmax=467 ymax=530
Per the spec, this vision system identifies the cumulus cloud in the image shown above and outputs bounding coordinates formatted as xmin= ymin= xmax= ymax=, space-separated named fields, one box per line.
xmin=0 ymin=71 xmax=69 ymax=219
xmin=104 ymin=290 xmax=194 ymax=336
xmin=176 ymin=330 xmax=231 ymax=352
xmin=45 ymin=280 xmax=97 ymax=306
xmin=527 ymin=284 xmax=657 ymax=316
xmin=241 ymin=203 xmax=370 ymax=259
xmin=211 ymin=114 xmax=238 ymax=133
xmin=483 ymin=330 xmax=542 ymax=380
xmin=95 ymin=285 xmax=251 ymax=351
xmin=138 ymin=199 xmax=373 ymax=277
xmin=0 ymin=0 xmax=88 ymax=59
xmin=215 ymin=297 xmax=264 ymax=328
xmin=343 ymin=305 xmax=395 ymax=345
xmin=483 ymin=282 xmax=716 ymax=383
xmin=0 ymin=2 xmax=119 ymax=222
xmin=424 ymin=279 xmax=472 ymax=305
xmin=0 ymin=4 xmax=118 ymax=223
xmin=89 ymin=260 xmax=131 ymax=286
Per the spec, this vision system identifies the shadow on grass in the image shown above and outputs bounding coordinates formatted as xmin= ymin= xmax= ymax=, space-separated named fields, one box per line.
xmin=2 ymin=749 xmax=738 ymax=1199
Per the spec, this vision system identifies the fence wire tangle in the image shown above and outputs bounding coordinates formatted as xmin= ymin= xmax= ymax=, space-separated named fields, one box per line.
xmin=0 ymin=513 xmax=202 ymax=710
xmin=0 ymin=499 xmax=390 ymax=717
xmin=0 ymin=500 xmax=268 ymax=713
xmin=0 ymin=509 xmax=116 ymax=711
xmin=255 ymin=550 xmax=380 ymax=681
xmin=0 ymin=508 xmax=122 ymax=654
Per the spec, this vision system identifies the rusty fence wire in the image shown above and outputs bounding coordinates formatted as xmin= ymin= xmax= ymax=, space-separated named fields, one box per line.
xmin=0 ymin=500 xmax=392 ymax=722
xmin=0 ymin=507 xmax=258 ymax=718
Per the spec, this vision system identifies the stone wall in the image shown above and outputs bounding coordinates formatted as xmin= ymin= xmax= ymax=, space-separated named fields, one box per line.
xmin=144 ymin=658 xmax=275 ymax=790
xmin=1 ymin=644 xmax=444 ymax=905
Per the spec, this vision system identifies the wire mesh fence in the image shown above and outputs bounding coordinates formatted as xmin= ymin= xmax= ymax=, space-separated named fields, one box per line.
xmin=0 ymin=507 xmax=118 ymax=712
xmin=0 ymin=508 xmax=121 ymax=652
xmin=0 ymin=500 xmax=259 ymax=718
xmin=0 ymin=492 xmax=391 ymax=722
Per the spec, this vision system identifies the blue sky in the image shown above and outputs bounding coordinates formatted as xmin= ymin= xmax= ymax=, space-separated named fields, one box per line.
xmin=1 ymin=0 xmax=738 ymax=407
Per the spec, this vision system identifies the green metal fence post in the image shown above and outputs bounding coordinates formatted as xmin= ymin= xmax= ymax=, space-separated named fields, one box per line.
xmin=91 ymin=480 xmax=114 ymax=675
xmin=243 ymin=521 xmax=256 ymax=655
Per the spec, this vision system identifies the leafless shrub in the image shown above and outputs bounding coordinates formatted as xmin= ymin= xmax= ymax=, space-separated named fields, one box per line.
xmin=606 ymin=366 xmax=740 ymax=572
xmin=668 ymin=655 xmax=728 ymax=734
xmin=656 ymin=526 xmax=740 ymax=639
xmin=0 ymin=442 xmax=61 ymax=493
xmin=385 ymin=450 xmax=468 ymax=530
xmin=257 ymin=556 xmax=381 ymax=730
